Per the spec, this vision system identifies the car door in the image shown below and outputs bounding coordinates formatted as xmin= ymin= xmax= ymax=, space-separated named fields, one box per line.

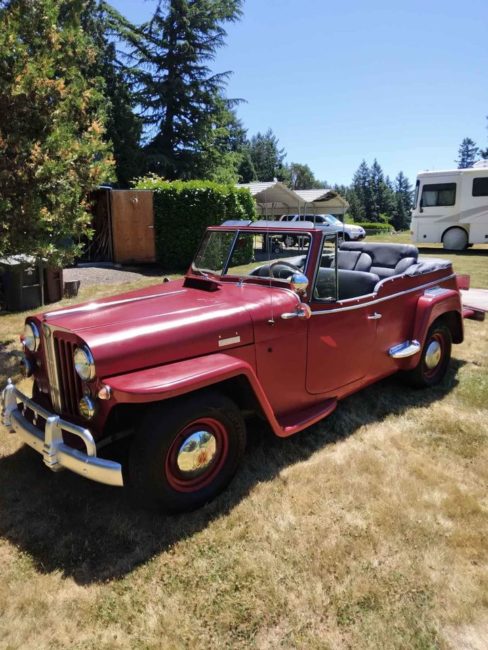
xmin=305 ymin=238 xmax=377 ymax=395
xmin=306 ymin=302 xmax=377 ymax=395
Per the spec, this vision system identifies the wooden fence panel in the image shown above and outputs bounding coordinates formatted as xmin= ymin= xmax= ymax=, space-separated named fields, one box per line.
xmin=111 ymin=190 xmax=156 ymax=263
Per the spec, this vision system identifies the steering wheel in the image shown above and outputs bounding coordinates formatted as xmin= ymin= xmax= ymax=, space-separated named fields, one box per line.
xmin=268 ymin=260 xmax=302 ymax=279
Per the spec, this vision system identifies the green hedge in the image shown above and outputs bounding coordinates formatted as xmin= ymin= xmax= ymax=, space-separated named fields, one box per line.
xmin=133 ymin=178 xmax=256 ymax=270
xmin=355 ymin=222 xmax=394 ymax=235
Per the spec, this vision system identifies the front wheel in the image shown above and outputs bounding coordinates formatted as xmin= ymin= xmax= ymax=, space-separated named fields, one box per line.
xmin=403 ymin=322 xmax=452 ymax=388
xmin=129 ymin=391 xmax=246 ymax=512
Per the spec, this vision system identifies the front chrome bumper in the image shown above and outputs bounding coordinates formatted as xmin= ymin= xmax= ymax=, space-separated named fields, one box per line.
xmin=1 ymin=380 xmax=123 ymax=487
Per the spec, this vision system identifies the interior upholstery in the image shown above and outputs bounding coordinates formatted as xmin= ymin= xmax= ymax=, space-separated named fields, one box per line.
xmin=334 ymin=250 xmax=373 ymax=272
xmin=405 ymin=258 xmax=452 ymax=275
xmin=339 ymin=242 xmax=419 ymax=279
xmin=315 ymin=268 xmax=380 ymax=301
xmin=250 ymin=254 xmax=306 ymax=278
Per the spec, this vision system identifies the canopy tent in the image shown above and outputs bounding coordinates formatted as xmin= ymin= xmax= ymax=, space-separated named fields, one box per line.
xmin=237 ymin=182 xmax=348 ymax=219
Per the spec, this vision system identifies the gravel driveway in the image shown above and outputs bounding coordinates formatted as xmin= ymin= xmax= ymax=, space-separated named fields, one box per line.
xmin=63 ymin=265 xmax=164 ymax=287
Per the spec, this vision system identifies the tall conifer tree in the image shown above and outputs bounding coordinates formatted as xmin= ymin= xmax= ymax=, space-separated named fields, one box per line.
xmin=456 ymin=137 xmax=479 ymax=168
xmin=392 ymin=171 xmax=413 ymax=231
xmin=119 ymin=0 xmax=242 ymax=179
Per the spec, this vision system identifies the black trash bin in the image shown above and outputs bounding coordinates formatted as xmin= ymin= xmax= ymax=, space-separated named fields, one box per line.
xmin=0 ymin=255 xmax=44 ymax=312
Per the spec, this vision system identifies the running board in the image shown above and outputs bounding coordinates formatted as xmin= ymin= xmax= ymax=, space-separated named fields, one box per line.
xmin=389 ymin=340 xmax=421 ymax=359
xmin=276 ymin=399 xmax=337 ymax=437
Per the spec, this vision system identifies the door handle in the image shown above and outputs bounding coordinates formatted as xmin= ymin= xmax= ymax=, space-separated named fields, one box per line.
xmin=367 ymin=312 xmax=382 ymax=320
xmin=281 ymin=304 xmax=312 ymax=320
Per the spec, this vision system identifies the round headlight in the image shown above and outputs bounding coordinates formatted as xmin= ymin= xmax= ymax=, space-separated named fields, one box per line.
xmin=23 ymin=322 xmax=40 ymax=352
xmin=79 ymin=396 xmax=96 ymax=420
xmin=73 ymin=345 xmax=96 ymax=381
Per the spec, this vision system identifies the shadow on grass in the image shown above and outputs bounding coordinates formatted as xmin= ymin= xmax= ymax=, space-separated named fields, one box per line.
xmin=0 ymin=360 xmax=463 ymax=585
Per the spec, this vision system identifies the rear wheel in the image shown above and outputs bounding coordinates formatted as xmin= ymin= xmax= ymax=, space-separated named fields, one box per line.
xmin=129 ymin=391 xmax=246 ymax=512
xmin=403 ymin=322 xmax=452 ymax=388
xmin=442 ymin=227 xmax=468 ymax=251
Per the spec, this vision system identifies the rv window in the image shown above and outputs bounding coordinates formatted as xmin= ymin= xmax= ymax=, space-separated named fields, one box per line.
xmin=413 ymin=180 xmax=420 ymax=209
xmin=421 ymin=183 xmax=456 ymax=207
xmin=472 ymin=177 xmax=488 ymax=197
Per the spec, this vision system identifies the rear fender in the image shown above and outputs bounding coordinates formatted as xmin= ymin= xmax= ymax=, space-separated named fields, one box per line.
xmin=402 ymin=288 xmax=463 ymax=370
xmin=105 ymin=354 xmax=288 ymax=437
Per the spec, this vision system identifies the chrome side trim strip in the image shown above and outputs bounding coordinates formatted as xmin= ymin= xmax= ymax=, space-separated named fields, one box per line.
xmin=311 ymin=274 xmax=456 ymax=316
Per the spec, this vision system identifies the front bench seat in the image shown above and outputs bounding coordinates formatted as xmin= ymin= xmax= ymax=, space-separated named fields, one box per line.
xmin=315 ymin=268 xmax=380 ymax=301
xmin=339 ymin=242 xmax=418 ymax=279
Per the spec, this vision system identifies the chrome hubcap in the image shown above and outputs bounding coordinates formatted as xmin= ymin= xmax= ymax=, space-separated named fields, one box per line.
xmin=176 ymin=430 xmax=217 ymax=477
xmin=425 ymin=340 xmax=441 ymax=369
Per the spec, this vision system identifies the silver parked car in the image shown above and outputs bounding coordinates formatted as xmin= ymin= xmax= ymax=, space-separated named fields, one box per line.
xmin=279 ymin=214 xmax=365 ymax=244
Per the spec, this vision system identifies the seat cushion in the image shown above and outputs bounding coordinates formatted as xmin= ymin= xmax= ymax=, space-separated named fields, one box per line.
xmin=335 ymin=250 xmax=372 ymax=272
xmin=314 ymin=268 xmax=380 ymax=300
xmin=337 ymin=269 xmax=380 ymax=300
xmin=340 ymin=242 xmax=418 ymax=279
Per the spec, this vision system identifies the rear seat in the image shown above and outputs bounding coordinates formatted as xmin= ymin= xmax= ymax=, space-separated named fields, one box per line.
xmin=339 ymin=242 xmax=418 ymax=279
xmin=314 ymin=242 xmax=420 ymax=301
xmin=333 ymin=250 xmax=373 ymax=272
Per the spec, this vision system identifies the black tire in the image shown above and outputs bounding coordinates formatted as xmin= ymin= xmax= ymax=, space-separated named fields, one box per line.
xmin=128 ymin=391 xmax=246 ymax=512
xmin=442 ymin=227 xmax=468 ymax=251
xmin=403 ymin=322 xmax=452 ymax=388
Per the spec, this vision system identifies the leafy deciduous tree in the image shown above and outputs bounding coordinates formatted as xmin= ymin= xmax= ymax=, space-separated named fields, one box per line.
xmin=0 ymin=0 xmax=113 ymax=264
xmin=288 ymin=162 xmax=324 ymax=190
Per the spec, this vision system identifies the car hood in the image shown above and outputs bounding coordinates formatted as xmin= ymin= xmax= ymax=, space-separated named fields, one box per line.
xmin=40 ymin=278 xmax=296 ymax=377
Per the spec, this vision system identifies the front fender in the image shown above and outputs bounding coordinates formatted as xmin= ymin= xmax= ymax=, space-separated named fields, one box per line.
xmin=105 ymin=354 xmax=286 ymax=437
xmin=104 ymin=354 xmax=333 ymax=438
xmin=106 ymin=354 xmax=259 ymax=404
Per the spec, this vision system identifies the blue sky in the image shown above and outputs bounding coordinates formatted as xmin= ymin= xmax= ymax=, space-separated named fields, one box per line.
xmin=111 ymin=0 xmax=488 ymax=186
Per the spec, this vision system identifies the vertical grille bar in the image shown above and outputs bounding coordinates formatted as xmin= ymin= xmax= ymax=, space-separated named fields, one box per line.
xmin=53 ymin=335 xmax=83 ymax=416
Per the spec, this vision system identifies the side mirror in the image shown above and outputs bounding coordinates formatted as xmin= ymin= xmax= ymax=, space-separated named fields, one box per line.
xmin=290 ymin=272 xmax=309 ymax=296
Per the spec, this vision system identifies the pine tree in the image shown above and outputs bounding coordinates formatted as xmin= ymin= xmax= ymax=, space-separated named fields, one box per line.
xmin=370 ymin=159 xmax=394 ymax=222
xmin=0 ymin=0 xmax=113 ymax=264
xmin=247 ymin=129 xmax=289 ymax=182
xmin=81 ymin=1 xmax=143 ymax=186
xmin=456 ymin=137 xmax=479 ymax=168
xmin=351 ymin=161 xmax=373 ymax=221
xmin=392 ymin=171 xmax=413 ymax=231
xmin=119 ymin=0 xmax=242 ymax=179
xmin=237 ymin=148 xmax=257 ymax=183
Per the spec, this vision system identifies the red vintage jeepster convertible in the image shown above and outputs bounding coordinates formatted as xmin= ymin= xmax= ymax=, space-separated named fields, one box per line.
xmin=1 ymin=221 xmax=476 ymax=511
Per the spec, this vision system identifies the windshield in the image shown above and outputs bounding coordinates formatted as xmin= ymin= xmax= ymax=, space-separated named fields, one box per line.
xmin=192 ymin=230 xmax=312 ymax=281
xmin=324 ymin=215 xmax=342 ymax=226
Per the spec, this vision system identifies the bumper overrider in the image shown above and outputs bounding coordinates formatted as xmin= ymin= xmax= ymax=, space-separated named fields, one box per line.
xmin=1 ymin=380 xmax=123 ymax=487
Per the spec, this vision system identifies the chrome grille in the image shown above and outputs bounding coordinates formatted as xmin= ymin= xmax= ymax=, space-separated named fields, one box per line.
xmin=53 ymin=336 xmax=83 ymax=415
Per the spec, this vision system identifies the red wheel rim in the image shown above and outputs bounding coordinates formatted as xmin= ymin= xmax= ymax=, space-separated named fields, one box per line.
xmin=423 ymin=333 xmax=444 ymax=379
xmin=165 ymin=417 xmax=229 ymax=492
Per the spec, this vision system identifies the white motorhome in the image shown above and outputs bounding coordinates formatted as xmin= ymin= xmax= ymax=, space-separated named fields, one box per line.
xmin=410 ymin=162 xmax=488 ymax=250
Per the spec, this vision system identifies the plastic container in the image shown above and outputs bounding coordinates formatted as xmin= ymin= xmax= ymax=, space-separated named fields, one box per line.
xmin=0 ymin=255 xmax=44 ymax=311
